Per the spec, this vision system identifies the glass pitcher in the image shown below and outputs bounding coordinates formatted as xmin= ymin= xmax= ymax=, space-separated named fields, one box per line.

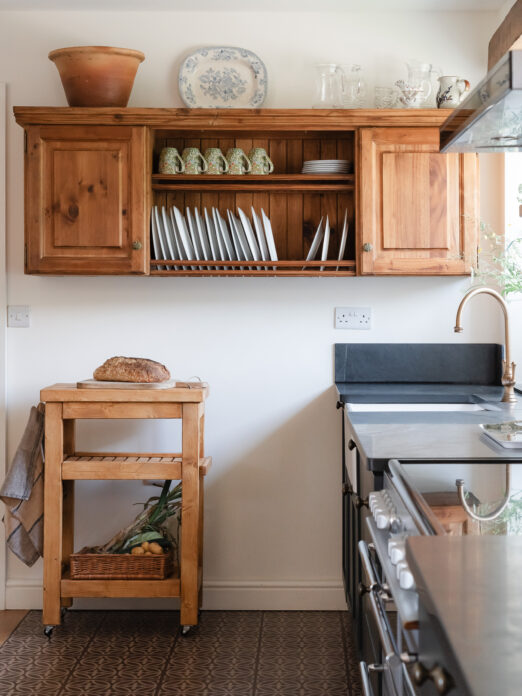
xmin=340 ymin=64 xmax=366 ymax=108
xmin=313 ymin=64 xmax=343 ymax=108
xmin=405 ymin=60 xmax=441 ymax=107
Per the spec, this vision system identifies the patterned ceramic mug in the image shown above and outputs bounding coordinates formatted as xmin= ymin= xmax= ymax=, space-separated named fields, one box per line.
xmin=226 ymin=148 xmax=252 ymax=175
xmin=248 ymin=148 xmax=274 ymax=175
xmin=182 ymin=147 xmax=208 ymax=175
xmin=204 ymin=147 xmax=229 ymax=175
xmin=159 ymin=147 xmax=185 ymax=174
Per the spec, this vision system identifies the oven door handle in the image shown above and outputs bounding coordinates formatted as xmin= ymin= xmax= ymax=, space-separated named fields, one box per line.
xmin=358 ymin=540 xmax=396 ymax=662
xmin=358 ymin=539 xmax=379 ymax=590
xmin=368 ymin=588 xmax=396 ymax=661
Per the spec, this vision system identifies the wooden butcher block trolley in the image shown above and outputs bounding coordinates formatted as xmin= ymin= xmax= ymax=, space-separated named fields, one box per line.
xmin=40 ymin=381 xmax=210 ymax=637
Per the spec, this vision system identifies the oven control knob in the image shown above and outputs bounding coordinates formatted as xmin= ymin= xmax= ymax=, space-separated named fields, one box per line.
xmin=368 ymin=492 xmax=379 ymax=510
xmin=396 ymin=560 xmax=408 ymax=579
xmin=375 ymin=511 xmax=391 ymax=530
xmin=399 ymin=567 xmax=416 ymax=590
xmin=388 ymin=536 xmax=406 ymax=555
xmin=389 ymin=542 xmax=406 ymax=565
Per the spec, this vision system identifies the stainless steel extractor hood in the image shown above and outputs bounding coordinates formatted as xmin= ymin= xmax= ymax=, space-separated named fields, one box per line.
xmin=440 ymin=50 xmax=522 ymax=153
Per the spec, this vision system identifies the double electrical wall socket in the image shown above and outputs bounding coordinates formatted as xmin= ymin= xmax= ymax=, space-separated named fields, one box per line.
xmin=335 ymin=306 xmax=372 ymax=330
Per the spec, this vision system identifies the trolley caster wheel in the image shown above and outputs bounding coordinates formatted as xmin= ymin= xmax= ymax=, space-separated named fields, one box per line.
xmin=180 ymin=625 xmax=192 ymax=637
xmin=43 ymin=625 xmax=54 ymax=639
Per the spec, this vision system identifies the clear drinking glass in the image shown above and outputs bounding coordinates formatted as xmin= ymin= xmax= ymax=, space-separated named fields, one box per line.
xmin=374 ymin=86 xmax=398 ymax=109
xmin=340 ymin=64 xmax=367 ymax=108
xmin=313 ymin=64 xmax=344 ymax=108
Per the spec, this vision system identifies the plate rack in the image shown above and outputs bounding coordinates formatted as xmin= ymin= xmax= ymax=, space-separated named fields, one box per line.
xmin=150 ymin=129 xmax=356 ymax=277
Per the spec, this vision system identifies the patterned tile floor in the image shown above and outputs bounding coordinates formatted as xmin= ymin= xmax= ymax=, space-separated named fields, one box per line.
xmin=0 ymin=610 xmax=362 ymax=696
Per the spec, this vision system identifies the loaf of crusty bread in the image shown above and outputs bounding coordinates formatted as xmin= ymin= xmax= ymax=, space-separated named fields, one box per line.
xmin=93 ymin=357 xmax=171 ymax=383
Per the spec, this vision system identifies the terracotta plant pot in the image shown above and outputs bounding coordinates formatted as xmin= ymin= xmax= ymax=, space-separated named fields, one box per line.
xmin=48 ymin=45 xmax=145 ymax=107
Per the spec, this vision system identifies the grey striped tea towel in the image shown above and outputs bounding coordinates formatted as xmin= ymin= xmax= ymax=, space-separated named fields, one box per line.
xmin=0 ymin=404 xmax=44 ymax=566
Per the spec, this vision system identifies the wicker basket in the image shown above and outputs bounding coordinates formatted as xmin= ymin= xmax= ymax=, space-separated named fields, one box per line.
xmin=69 ymin=550 xmax=175 ymax=580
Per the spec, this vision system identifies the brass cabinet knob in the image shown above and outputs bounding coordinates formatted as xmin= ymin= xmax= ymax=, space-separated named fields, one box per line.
xmin=342 ymin=482 xmax=353 ymax=496
xmin=132 ymin=240 xmax=143 ymax=250
xmin=348 ymin=439 xmax=357 ymax=451
xmin=362 ymin=242 xmax=373 ymax=252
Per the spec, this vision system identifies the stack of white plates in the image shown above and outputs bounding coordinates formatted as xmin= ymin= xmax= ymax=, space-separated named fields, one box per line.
xmin=302 ymin=159 xmax=351 ymax=174
xmin=151 ymin=205 xmax=278 ymax=271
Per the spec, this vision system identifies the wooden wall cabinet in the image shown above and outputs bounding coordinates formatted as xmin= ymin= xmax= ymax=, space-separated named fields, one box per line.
xmin=24 ymin=125 xmax=147 ymax=274
xmin=14 ymin=108 xmax=478 ymax=277
xmin=357 ymin=128 xmax=478 ymax=275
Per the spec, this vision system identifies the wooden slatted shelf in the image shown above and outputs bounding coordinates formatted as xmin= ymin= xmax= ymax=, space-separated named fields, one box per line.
xmin=150 ymin=260 xmax=356 ymax=277
xmin=62 ymin=454 xmax=212 ymax=480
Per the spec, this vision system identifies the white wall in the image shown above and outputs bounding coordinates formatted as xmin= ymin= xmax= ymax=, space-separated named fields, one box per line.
xmin=0 ymin=8 xmax=508 ymax=610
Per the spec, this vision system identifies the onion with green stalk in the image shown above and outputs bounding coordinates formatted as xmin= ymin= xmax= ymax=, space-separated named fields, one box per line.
xmin=91 ymin=480 xmax=182 ymax=555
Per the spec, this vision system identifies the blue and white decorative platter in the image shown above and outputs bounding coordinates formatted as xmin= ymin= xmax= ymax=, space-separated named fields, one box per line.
xmin=179 ymin=47 xmax=267 ymax=109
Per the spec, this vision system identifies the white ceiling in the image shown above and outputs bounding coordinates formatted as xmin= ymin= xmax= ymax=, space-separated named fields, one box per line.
xmin=0 ymin=0 xmax=508 ymax=10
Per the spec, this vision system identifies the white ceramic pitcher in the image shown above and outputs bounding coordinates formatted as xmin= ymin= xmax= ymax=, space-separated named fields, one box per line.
xmin=436 ymin=76 xmax=470 ymax=108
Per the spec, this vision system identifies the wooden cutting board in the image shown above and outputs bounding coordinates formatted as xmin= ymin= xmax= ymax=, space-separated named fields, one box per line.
xmin=77 ymin=378 xmax=188 ymax=390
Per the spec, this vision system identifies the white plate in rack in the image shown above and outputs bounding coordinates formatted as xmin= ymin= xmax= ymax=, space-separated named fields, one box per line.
xmin=252 ymin=207 xmax=269 ymax=262
xmin=261 ymin=209 xmax=278 ymax=262
xmin=161 ymin=207 xmax=179 ymax=271
xmin=179 ymin=46 xmax=268 ymax=109
xmin=194 ymin=208 xmax=211 ymax=269
xmin=228 ymin=210 xmax=245 ymax=261
xmin=238 ymin=207 xmax=262 ymax=266
xmin=173 ymin=207 xmax=197 ymax=270
xmin=304 ymin=217 xmax=324 ymax=263
xmin=204 ymin=208 xmax=221 ymax=263
xmin=186 ymin=208 xmax=203 ymax=269
xmin=212 ymin=208 xmax=229 ymax=262
xmin=229 ymin=211 xmax=254 ymax=263
xmin=169 ymin=208 xmax=188 ymax=270
xmin=150 ymin=207 xmax=164 ymax=270
xmin=320 ymin=216 xmax=330 ymax=271
xmin=215 ymin=210 xmax=235 ymax=261
xmin=337 ymin=210 xmax=349 ymax=270
xmin=154 ymin=206 xmax=171 ymax=270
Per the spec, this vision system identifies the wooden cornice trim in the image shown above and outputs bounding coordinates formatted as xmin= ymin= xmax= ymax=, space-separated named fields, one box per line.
xmin=13 ymin=106 xmax=455 ymax=130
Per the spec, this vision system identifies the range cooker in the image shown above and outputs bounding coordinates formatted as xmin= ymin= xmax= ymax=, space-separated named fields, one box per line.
xmin=358 ymin=459 xmax=522 ymax=696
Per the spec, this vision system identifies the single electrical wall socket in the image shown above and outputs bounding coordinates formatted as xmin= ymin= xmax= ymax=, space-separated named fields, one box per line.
xmin=7 ymin=305 xmax=30 ymax=328
xmin=335 ymin=306 xmax=372 ymax=330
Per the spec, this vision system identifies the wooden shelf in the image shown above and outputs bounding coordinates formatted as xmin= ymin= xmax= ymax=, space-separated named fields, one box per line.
xmin=61 ymin=572 xmax=181 ymax=598
xmin=150 ymin=260 xmax=356 ymax=277
xmin=14 ymin=107 xmax=457 ymax=129
xmin=62 ymin=454 xmax=212 ymax=480
xmin=152 ymin=173 xmax=354 ymax=192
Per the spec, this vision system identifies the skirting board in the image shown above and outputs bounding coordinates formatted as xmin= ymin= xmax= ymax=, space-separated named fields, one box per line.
xmin=6 ymin=579 xmax=346 ymax=611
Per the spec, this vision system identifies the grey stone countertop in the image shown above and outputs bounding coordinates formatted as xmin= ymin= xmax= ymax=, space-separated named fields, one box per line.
xmin=337 ymin=385 xmax=522 ymax=470
xmin=406 ymin=536 xmax=522 ymax=696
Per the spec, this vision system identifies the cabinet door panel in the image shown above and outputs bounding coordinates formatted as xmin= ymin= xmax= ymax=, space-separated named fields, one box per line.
xmin=26 ymin=125 xmax=147 ymax=274
xmin=358 ymin=127 xmax=478 ymax=275
xmin=50 ymin=147 xmax=125 ymax=249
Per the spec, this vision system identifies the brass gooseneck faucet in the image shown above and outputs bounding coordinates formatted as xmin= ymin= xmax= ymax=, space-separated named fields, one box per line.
xmin=454 ymin=287 xmax=517 ymax=403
